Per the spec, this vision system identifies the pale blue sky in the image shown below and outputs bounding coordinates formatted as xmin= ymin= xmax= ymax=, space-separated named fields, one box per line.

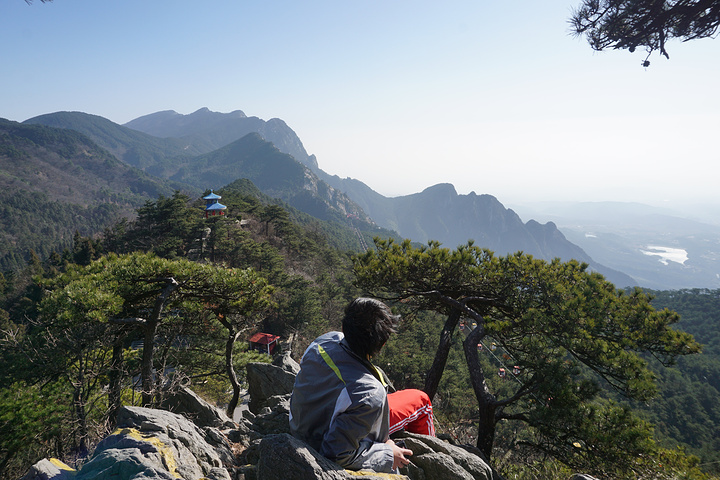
xmin=3 ymin=0 xmax=719 ymax=208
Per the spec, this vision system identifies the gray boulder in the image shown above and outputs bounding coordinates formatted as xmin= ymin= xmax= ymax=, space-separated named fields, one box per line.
xmin=407 ymin=451 xmax=476 ymax=479
xmin=245 ymin=353 xmax=299 ymax=414
xmin=160 ymin=385 xmax=234 ymax=429
xmin=250 ymin=394 xmax=291 ymax=435
xmin=257 ymin=434 xmax=409 ymax=480
xmin=74 ymin=447 xmax=177 ymax=480
xmin=117 ymin=406 xmax=235 ymax=471
xmin=59 ymin=406 xmax=236 ymax=480
xmin=395 ymin=432 xmax=500 ymax=480
xmin=273 ymin=350 xmax=301 ymax=375
xmin=20 ymin=458 xmax=77 ymax=480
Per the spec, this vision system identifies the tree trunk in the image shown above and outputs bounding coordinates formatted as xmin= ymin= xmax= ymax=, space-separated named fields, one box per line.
xmin=140 ymin=320 xmax=158 ymax=407
xmin=423 ymin=309 xmax=461 ymax=399
xmin=108 ymin=336 xmax=124 ymax=425
xmin=475 ymin=391 xmax=497 ymax=458
xmin=72 ymin=356 xmax=88 ymax=456
xmin=463 ymin=322 xmax=497 ymax=458
xmin=140 ymin=278 xmax=179 ymax=407
xmin=225 ymin=329 xmax=242 ymax=416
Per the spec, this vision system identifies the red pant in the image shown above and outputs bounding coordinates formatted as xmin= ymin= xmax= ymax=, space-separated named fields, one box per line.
xmin=388 ymin=389 xmax=435 ymax=436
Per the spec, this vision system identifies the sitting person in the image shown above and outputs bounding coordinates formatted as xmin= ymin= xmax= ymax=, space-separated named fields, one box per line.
xmin=289 ymin=297 xmax=434 ymax=473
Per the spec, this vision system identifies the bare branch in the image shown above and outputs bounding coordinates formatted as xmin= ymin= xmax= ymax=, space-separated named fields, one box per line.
xmin=109 ymin=317 xmax=147 ymax=325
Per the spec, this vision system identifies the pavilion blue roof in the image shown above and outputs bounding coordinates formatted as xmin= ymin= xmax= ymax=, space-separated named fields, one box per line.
xmin=203 ymin=192 xmax=222 ymax=200
xmin=206 ymin=202 xmax=227 ymax=211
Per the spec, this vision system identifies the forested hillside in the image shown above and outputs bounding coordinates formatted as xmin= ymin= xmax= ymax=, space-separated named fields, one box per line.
xmin=641 ymin=289 xmax=720 ymax=471
xmin=24 ymin=111 xmax=205 ymax=170
xmin=155 ymin=132 xmax=375 ymax=226
xmin=0 ymin=118 xmax=176 ymax=271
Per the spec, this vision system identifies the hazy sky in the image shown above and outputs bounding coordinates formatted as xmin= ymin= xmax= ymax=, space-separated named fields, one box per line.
xmin=3 ymin=0 xmax=719 ymax=208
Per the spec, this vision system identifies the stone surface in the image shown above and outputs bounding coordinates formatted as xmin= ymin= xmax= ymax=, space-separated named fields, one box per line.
xmin=407 ymin=451 xmax=475 ymax=480
xmin=160 ymin=385 xmax=234 ymax=429
xmin=74 ymin=447 xmax=177 ymax=480
xmin=54 ymin=406 xmax=236 ymax=480
xmin=249 ymin=394 xmax=291 ymax=435
xmin=117 ymin=406 xmax=231 ymax=474
xmin=257 ymin=434 xmax=409 ymax=480
xmin=395 ymin=432 xmax=499 ymax=480
xmin=245 ymin=354 xmax=298 ymax=414
xmin=273 ymin=350 xmax=301 ymax=375
xmin=20 ymin=458 xmax=77 ymax=480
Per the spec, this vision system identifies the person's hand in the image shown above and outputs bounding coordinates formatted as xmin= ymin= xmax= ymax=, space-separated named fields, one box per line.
xmin=386 ymin=439 xmax=412 ymax=469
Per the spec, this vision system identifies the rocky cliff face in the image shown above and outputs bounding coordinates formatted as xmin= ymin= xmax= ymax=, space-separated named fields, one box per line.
xmin=171 ymin=133 xmax=374 ymax=225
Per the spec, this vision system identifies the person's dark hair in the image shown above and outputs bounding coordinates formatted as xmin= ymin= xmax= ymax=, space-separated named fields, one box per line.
xmin=342 ymin=297 xmax=399 ymax=359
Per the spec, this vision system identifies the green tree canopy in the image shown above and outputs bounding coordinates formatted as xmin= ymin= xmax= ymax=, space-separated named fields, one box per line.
xmin=52 ymin=252 xmax=270 ymax=397
xmin=353 ymin=238 xmax=701 ymax=475
xmin=17 ymin=251 xmax=273 ymax=453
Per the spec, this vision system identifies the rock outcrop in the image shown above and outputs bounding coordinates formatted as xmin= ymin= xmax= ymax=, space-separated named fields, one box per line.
xmin=22 ymin=405 xmax=234 ymax=480
xmin=245 ymin=351 xmax=299 ymax=414
xmin=23 ymin=355 xmax=506 ymax=480
xmin=160 ymin=385 xmax=235 ymax=429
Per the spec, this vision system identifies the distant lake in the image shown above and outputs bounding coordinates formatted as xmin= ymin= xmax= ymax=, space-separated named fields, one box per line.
xmin=641 ymin=246 xmax=688 ymax=265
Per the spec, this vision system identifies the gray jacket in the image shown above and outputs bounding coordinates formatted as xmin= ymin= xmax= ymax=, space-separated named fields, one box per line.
xmin=289 ymin=331 xmax=394 ymax=472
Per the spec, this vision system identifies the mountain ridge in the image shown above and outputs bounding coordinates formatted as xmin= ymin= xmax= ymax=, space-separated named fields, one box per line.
xmin=319 ymin=178 xmax=634 ymax=286
xmin=124 ymin=107 xmax=318 ymax=171
xmin=2 ymin=115 xmax=390 ymax=271
xmin=17 ymin=108 xmax=633 ymax=287
xmin=110 ymin=109 xmax=625 ymax=280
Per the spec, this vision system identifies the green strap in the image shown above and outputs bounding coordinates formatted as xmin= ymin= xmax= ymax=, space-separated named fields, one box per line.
xmin=318 ymin=345 xmax=345 ymax=384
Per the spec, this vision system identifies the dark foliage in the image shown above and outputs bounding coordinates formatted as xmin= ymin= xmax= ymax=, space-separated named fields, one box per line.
xmin=638 ymin=288 xmax=720 ymax=474
xmin=572 ymin=0 xmax=720 ymax=63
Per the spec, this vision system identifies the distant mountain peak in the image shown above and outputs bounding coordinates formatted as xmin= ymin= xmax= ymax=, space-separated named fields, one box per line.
xmin=187 ymin=107 xmax=247 ymax=119
xmin=124 ymin=108 xmax=315 ymax=170
xmin=421 ymin=183 xmax=458 ymax=195
xmin=155 ymin=109 xmax=182 ymax=116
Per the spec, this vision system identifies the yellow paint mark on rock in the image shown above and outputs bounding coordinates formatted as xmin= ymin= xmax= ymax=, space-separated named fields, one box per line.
xmin=345 ymin=470 xmax=406 ymax=478
xmin=115 ymin=428 xmax=180 ymax=478
xmin=49 ymin=458 xmax=75 ymax=471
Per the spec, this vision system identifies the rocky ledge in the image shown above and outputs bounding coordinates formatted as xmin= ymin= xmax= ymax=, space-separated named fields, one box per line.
xmin=22 ymin=353 xmax=589 ymax=480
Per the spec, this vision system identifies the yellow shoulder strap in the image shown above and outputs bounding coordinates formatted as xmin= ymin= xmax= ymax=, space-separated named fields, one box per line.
xmin=318 ymin=345 xmax=345 ymax=384
xmin=368 ymin=363 xmax=389 ymax=387
xmin=319 ymin=344 xmax=388 ymax=388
